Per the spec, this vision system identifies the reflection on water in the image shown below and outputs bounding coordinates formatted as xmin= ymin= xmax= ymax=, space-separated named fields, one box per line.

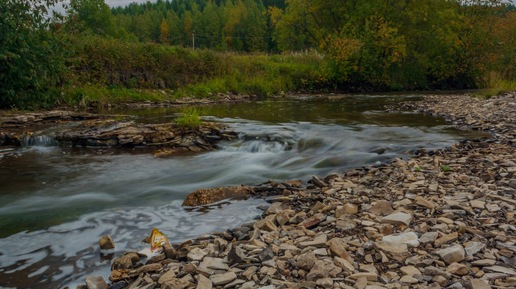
xmin=0 ymin=95 xmax=489 ymax=288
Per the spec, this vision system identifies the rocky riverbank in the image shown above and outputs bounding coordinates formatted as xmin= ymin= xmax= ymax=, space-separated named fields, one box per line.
xmin=80 ymin=92 xmax=514 ymax=289
xmin=0 ymin=110 xmax=237 ymax=156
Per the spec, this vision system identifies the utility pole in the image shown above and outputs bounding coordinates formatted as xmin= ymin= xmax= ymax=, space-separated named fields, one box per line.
xmin=192 ymin=30 xmax=195 ymax=50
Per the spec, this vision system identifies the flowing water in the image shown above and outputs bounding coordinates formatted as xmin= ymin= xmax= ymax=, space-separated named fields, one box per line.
xmin=0 ymin=95 xmax=489 ymax=289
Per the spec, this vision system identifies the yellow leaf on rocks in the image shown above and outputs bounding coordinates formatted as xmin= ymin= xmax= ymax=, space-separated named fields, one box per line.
xmin=150 ymin=228 xmax=169 ymax=252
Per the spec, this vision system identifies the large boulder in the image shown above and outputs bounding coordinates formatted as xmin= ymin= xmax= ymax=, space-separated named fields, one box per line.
xmin=182 ymin=186 xmax=254 ymax=207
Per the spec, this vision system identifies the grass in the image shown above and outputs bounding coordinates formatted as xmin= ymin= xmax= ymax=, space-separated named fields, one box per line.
xmin=474 ymin=72 xmax=516 ymax=98
xmin=59 ymin=85 xmax=173 ymax=107
xmin=57 ymin=49 xmax=325 ymax=108
xmin=175 ymin=107 xmax=203 ymax=128
xmin=440 ymin=165 xmax=452 ymax=172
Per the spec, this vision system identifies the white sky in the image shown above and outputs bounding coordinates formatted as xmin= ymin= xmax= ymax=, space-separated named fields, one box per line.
xmin=52 ymin=0 xmax=516 ymax=15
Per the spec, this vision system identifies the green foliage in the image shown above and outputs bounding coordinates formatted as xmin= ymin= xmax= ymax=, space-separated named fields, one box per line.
xmin=272 ymin=0 xmax=512 ymax=90
xmin=475 ymin=72 xmax=516 ymax=98
xmin=440 ymin=165 xmax=452 ymax=172
xmin=60 ymin=85 xmax=169 ymax=106
xmin=62 ymin=36 xmax=326 ymax=105
xmin=0 ymin=0 xmax=65 ymax=109
xmin=175 ymin=107 xmax=203 ymax=128
xmin=2 ymin=0 xmax=515 ymax=109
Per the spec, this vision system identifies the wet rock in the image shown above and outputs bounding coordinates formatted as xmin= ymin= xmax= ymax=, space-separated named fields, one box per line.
xmin=99 ymin=235 xmax=115 ymax=250
xmin=85 ymin=276 xmax=108 ymax=289
xmin=182 ymin=186 xmax=253 ymax=207
xmin=112 ymin=252 xmax=140 ymax=270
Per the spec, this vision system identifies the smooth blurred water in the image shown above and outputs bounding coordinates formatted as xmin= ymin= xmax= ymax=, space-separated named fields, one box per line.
xmin=0 ymin=95 xmax=489 ymax=289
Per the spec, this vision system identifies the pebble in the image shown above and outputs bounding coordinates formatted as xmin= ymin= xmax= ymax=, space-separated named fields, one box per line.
xmin=438 ymin=244 xmax=466 ymax=264
xmin=381 ymin=212 xmax=412 ymax=226
xmin=210 ymin=272 xmax=237 ymax=286
xmin=382 ymin=232 xmax=420 ymax=247
xmin=446 ymin=262 xmax=469 ymax=275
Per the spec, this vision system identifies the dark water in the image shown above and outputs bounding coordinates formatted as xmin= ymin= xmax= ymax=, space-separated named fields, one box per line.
xmin=0 ymin=95 xmax=489 ymax=289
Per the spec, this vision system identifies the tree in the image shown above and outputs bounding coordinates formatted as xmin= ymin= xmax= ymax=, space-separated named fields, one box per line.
xmin=0 ymin=0 xmax=65 ymax=108
xmin=67 ymin=0 xmax=117 ymax=37
xmin=160 ymin=19 xmax=170 ymax=44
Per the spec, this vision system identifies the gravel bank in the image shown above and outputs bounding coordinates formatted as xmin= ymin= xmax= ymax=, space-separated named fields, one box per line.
xmin=80 ymin=92 xmax=516 ymax=289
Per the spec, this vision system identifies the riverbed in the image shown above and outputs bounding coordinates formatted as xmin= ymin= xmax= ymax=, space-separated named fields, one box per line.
xmin=0 ymin=95 xmax=489 ymax=289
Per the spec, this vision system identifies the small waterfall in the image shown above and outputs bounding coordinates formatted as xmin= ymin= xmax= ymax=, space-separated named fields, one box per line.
xmin=224 ymin=140 xmax=291 ymax=153
xmin=21 ymin=135 xmax=58 ymax=147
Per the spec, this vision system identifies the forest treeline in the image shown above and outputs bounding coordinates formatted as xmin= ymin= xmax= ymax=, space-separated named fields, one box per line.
xmin=1 ymin=0 xmax=515 ymax=109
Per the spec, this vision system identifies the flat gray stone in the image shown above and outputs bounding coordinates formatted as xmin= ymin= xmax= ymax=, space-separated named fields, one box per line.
xmin=196 ymin=274 xmax=212 ymax=289
xmin=381 ymin=212 xmax=412 ymax=226
xmin=420 ymin=232 xmax=439 ymax=243
xmin=465 ymin=241 xmax=486 ymax=256
xmin=210 ymin=271 xmax=237 ymax=286
xmin=437 ymin=244 xmax=465 ymax=264
xmin=470 ymin=279 xmax=491 ymax=289
xmin=382 ymin=232 xmax=419 ymax=248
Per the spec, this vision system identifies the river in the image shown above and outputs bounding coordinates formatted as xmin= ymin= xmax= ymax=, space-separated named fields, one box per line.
xmin=0 ymin=95 xmax=489 ymax=289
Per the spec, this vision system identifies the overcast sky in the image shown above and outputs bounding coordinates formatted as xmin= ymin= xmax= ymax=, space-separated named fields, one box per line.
xmin=52 ymin=0 xmax=516 ymax=15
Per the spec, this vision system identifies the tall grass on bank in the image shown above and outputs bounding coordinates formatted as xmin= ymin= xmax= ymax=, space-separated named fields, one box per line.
xmin=59 ymin=36 xmax=327 ymax=107
xmin=475 ymin=72 xmax=516 ymax=98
